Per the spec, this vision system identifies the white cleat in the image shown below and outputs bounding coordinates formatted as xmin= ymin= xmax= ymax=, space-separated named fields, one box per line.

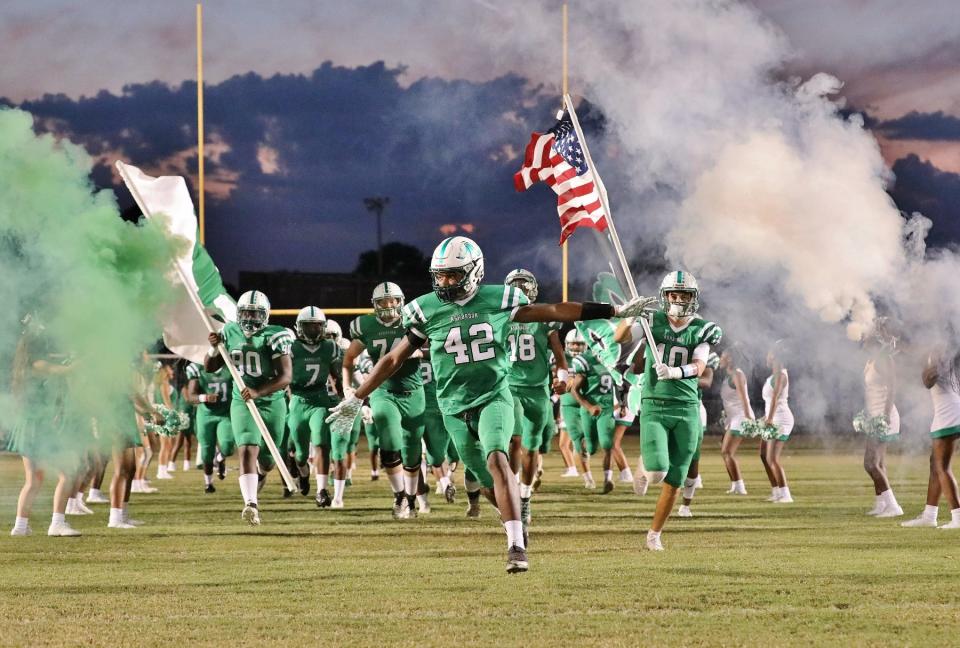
xmin=876 ymin=505 xmax=904 ymax=518
xmin=633 ymin=473 xmax=649 ymax=496
xmin=330 ymin=499 xmax=344 ymax=509
xmin=435 ymin=483 xmax=444 ymax=496
xmin=86 ymin=491 xmax=109 ymax=504
xmin=866 ymin=502 xmax=886 ymax=516
xmin=938 ymin=520 xmax=960 ymax=529
xmin=677 ymin=505 xmax=693 ymax=518
xmin=47 ymin=521 xmax=82 ymax=537
xmin=123 ymin=517 xmax=145 ymax=527
xmin=774 ymin=495 xmax=794 ymax=504
xmin=75 ymin=501 xmax=95 ymax=515
xmin=10 ymin=526 xmax=32 ymax=537
xmin=418 ymin=502 xmax=431 ymax=514
xmin=584 ymin=478 xmax=596 ymax=490
xmin=560 ymin=467 xmax=579 ymax=478
xmin=901 ymin=516 xmax=937 ymax=528
xmin=241 ymin=504 xmax=261 ymax=526
xmin=107 ymin=520 xmax=136 ymax=529
xmin=140 ymin=483 xmax=158 ymax=494
xmin=645 ymin=534 xmax=664 ymax=551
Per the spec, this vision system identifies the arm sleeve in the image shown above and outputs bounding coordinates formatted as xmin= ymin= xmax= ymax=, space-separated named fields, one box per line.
xmin=692 ymin=343 xmax=710 ymax=363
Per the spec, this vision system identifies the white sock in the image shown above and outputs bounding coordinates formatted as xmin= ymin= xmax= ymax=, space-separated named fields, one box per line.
xmin=317 ymin=474 xmax=328 ymax=491
xmin=772 ymin=486 xmax=781 ymax=498
xmin=51 ymin=512 xmax=66 ymax=525
xmin=333 ymin=479 xmax=346 ymax=502
xmin=922 ymin=504 xmax=939 ymax=521
xmin=620 ymin=468 xmax=633 ymax=481
xmin=109 ymin=508 xmax=123 ymax=525
xmin=77 ymin=492 xmax=85 ymax=505
xmin=13 ymin=516 xmax=28 ymax=531
xmin=647 ymin=529 xmax=661 ymax=542
xmin=780 ymin=486 xmax=792 ymax=499
xmin=387 ymin=471 xmax=404 ymax=493
xmin=417 ymin=494 xmax=429 ymax=508
xmin=683 ymin=477 xmax=698 ymax=500
xmin=604 ymin=469 xmax=613 ymax=483
xmin=403 ymin=472 xmax=419 ymax=498
xmin=881 ymin=489 xmax=898 ymax=507
xmin=89 ymin=488 xmax=102 ymax=499
xmin=504 ymin=520 xmax=525 ymax=549
xmin=371 ymin=469 xmax=379 ymax=477
xmin=583 ymin=471 xmax=593 ymax=485
xmin=952 ymin=507 xmax=960 ymax=524
xmin=167 ymin=461 xmax=175 ymax=471
xmin=156 ymin=467 xmax=166 ymax=479
xmin=519 ymin=483 xmax=533 ymax=499
xmin=67 ymin=497 xmax=77 ymax=510
xmin=183 ymin=460 xmax=190 ymax=471
xmin=215 ymin=451 xmax=224 ymax=462
xmin=733 ymin=479 xmax=746 ymax=492
xmin=239 ymin=473 xmax=259 ymax=505
xmin=204 ymin=473 xmax=214 ymax=486
xmin=439 ymin=475 xmax=451 ymax=490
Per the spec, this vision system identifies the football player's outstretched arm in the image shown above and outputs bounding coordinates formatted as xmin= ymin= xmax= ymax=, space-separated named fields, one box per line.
xmin=513 ymin=295 xmax=656 ymax=324
xmin=353 ymin=337 xmax=417 ymax=401
xmin=342 ymin=339 xmax=365 ymax=396
xmin=548 ymin=331 xmax=569 ymax=394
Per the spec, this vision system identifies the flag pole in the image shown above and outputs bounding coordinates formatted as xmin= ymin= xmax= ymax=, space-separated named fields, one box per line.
xmin=115 ymin=161 xmax=298 ymax=492
xmin=196 ymin=3 xmax=206 ymax=246
xmin=562 ymin=95 xmax=663 ymax=366
xmin=561 ymin=2 xmax=569 ymax=302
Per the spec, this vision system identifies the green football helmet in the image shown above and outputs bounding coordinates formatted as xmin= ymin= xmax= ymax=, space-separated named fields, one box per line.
xmin=237 ymin=290 xmax=270 ymax=337
xmin=658 ymin=270 xmax=699 ymax=318
xmin=505 ymin=268 xmax=538 ymax=302
xmin=295 ymin=306 xmax=327 ymax=344
xmin=430 ymin=236 xmax=484 ymax=302
xmin=371 ymin=282 xmax=404 ymax=325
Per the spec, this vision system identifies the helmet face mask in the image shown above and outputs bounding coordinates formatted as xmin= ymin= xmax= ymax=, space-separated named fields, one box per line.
xmin=295 ymin=306 xmax=326 ymax=344
xmin=430 ymin=237 xmax=484 ymax=303
xmin=505 ymin=268 xmax=538 ymax=302
xmin=237 ymin=290 xmax=270 ymax=337
xmin=658 ymin=271 xmax=699 ymax=318
xmin=371 ymin=282 xmax=405 ymax=325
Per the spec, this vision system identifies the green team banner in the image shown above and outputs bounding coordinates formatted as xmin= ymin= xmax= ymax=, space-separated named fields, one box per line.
xmin=117 ymin=161 xmax=236 ymax=362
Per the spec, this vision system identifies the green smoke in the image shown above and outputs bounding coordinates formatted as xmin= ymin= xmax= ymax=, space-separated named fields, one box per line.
xmin=0 ymin=107 xmax=188 ymax=473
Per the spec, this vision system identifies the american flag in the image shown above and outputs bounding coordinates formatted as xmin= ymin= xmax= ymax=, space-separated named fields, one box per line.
xmin=513 ymin=114 xmax=609 ymax=244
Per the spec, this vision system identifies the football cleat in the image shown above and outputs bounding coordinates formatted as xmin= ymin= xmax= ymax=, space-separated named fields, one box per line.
xmin=241 ymin=503 xmax=261 ymax=526
xmin=602 ymin=480 xmax=614 ymax=494
xmin=316 ymin=489 xmax=332 ymax=508
xmin=646 ymin=534 xmax=664 ymax=551
xmin=677 ymin=505 xmax=693 ymax=518
xmin=506 ymin=545 xmax=529 ymax=574
xmin=47 ymin=521 xmax=82 ymax=537
xmin=444 ymin=483 xmax=457 ymax=504
xmin=465 ymin=494 xmax=481 ymax=519
xmin=204 ymin=483 xmax=216 ymax=494
xmin=10 ymin=526 xmax=32 ymax=537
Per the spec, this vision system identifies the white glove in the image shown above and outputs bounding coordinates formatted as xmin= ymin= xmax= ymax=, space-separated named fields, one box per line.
xmin=361 ymin=405 xmax=373 ymax=425
xmin=325 ymin=395 xmax=363 ymax=436
xmin=655 ymin=364 xmax=682 ymax=380
xmin=615 ymin=296 xmax=658 ymax=319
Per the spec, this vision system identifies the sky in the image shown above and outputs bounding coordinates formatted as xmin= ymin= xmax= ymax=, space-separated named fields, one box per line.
xmin=2 ymin=0 xmax=959 ymax=290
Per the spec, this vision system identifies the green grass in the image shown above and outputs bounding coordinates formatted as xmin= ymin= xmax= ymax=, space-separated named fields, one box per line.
xmin=1 ymin=436 xmax=958 ymax=647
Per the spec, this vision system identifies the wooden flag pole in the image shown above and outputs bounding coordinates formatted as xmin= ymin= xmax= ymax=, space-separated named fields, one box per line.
xmin=196 ymin=3 xmax=206 ymax=245
xmin=561 ymin=2 xmax=569 ymax=302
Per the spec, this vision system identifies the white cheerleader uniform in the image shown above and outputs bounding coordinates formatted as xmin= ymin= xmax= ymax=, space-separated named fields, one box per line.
xmin=863 ymin=359 xmax=900 ymax=440
xmin=929 ymin=361 xmax=960 ymax=439
xmin=762 ymin=369 xmax=794 ymax=440
xmin=721 ymin=368 xmax=754 ymax=436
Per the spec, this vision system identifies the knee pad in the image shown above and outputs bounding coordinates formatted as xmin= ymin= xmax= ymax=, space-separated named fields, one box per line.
xmin=380 ymin=449 xmax=402 ymax=469
xmin=645 ymin=470 xmax=667 ymax=485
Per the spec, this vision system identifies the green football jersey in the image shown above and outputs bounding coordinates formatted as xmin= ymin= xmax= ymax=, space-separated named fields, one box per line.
xmin=420 ymin=358 xmax=440 ymax=411
xmin=507 ymin=320 xmax=560 ymax=389
xmin=560 ymin=351 xmax=579 ymax=406
xmin=290 ymin=338 xmax=341 ymax=403
xmin=349 ymin=314 xmax=421 ymax=392
xmin=402 ymin=284 xmax=529 ymax=416
xmin=220 ymin=321 xmax=294 ymax=402
xmin=185 ymin=362 xmax=232 ymax=416
xmin=641 ymin=311 xmax=721 ymax=404
xmin=571 ymin=349 xmax=614 ymax=404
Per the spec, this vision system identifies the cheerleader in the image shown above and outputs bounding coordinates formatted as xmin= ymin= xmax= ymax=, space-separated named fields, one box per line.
xmin=761 ymin=342 xmax=794 ymax=503
xmin=719 ymin=345 xmax=754 ymax=495
xmin=902 ymin=350 xmax=960 ymax=528
xmin=861 ymin=327 xmax=902 ymax=517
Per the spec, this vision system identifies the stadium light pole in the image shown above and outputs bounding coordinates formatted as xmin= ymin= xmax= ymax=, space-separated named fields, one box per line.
xmin=363 ymin=196 xmax=390 ymax=275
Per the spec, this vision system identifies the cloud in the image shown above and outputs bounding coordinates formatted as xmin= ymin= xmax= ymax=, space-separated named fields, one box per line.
xmin=888 ymin=154 xmax=960 ymax=244
xmin=878 ymin=110 xmax=960 ymax=141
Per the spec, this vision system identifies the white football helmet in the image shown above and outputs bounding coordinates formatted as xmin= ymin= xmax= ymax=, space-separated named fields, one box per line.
xmin=371 ymin=282 xmax=404 ymax=325
xmin=324 ymin=319 xmax=342 ymax=345
xmin=430 ymin=236 xmax=484 ymax=302
xmin=565 ymin=328 xmax=586 ymax=356
xmin=295 ymin=306 xmax=326 ymax=344
xmin=237 ymin=290 xmax=270 ymax=336
xmin=505 ymin=268 xmax=538 ymax=302
xmin=658 ymin=270 xmax=699 ymax=318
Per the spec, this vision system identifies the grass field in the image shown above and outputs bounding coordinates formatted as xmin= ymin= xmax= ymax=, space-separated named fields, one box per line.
xmin=1 ymin=435 xmax=958 ymax=647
